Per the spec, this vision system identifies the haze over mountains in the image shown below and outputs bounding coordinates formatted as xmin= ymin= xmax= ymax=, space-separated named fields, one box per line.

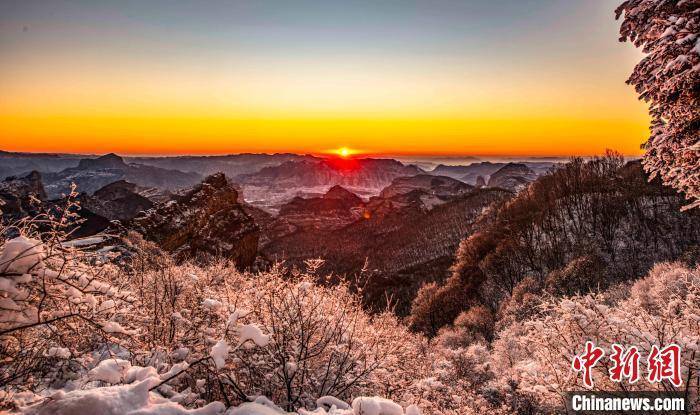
xmin=0 ymin=150 xmax=557 ymax=202
xmin=0 ymin=150 xmax=559 ymax=306
xmin=3 ymin=148 xmax=692 ymax=319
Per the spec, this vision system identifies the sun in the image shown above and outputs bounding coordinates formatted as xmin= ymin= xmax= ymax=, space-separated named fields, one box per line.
xmin=333 ymin=147 xmax=355 ymax=158
xmin=326 ymin=146 xmax=361 ymax=158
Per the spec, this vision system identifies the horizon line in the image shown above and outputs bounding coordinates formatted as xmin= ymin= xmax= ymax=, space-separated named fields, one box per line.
xmin=1 ymin=148 xmax=642 ymax=160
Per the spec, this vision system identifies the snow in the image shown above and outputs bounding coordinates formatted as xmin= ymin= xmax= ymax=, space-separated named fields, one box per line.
xmin=0 ymin=236 xmax=44 ymax=274
xmin=226 ymin=402 xmax=283 ymax=415
xmin=351 ymin=397 xmax=403 ymax=415
xmin=171 ymin=347 xmax=189 ymax=361
xmin=101 ymin=321 xmax=132 ymax=334
xmin=226 ymin=309 xmax=247 ymax=328
xmin=238 ymin=324 xmax=270 ymax=347
xmin=210 ymin=340 xmax=230 ymax=369
xmin=21 ymin=378 xmax=226 ymax=415
xmin=159 ymin=362 xmax=189 ymax=381
xmin=99 ymin=299 xmax=117 ymax=312
xmin=316 ymin=396 xmax=350 ymax=410
xmin=0 ymin=277 xmax=25 ymax=298
xmin=126 ymin=366 xmax=159 ymax=383
xmin=61 ymin=236 xmax=107 ymax=248
xmin=89 ymin=359 xmax=132 ymax=384
xmin=250 ymin=396 xmax=284 ymax=412
xmin=19 ymin=369 xmax=415 ymax=415
xmin=45 ymin=347 xmax=71 ymax=359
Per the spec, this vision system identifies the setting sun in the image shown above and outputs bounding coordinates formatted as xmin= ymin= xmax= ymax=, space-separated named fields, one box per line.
xmin=332 ymin=147 xmax=358 ymax=158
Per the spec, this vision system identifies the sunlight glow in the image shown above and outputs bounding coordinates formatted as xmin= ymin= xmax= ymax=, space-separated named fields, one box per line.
xmin=0 ymin=2 xmax=650 ymax=156
xmin=331 ymin=147 xmax=358 ymax=158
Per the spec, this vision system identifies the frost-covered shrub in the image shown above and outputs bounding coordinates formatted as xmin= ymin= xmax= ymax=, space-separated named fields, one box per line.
xmin=3 ymin=204 xmax=505 ymax=414
xmin=436 ymin=306 xmax=495 ymax=349
xmin=495 ymin=276 xmax=545 ymax=331
xmin=490 ymin=262 xmax=700 ymax=411
xmin=408 ymin=282 xmax=447 ymax=337
xmin=544 ymin=254 xmax=606 ymax=297
xmin=0 ymin=197 xmax=135 ymax=406
xmin=125 ymin=259 xmax=428 ymax=412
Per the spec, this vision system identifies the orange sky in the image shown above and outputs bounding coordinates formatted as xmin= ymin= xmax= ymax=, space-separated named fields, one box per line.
xmin=0 ymin=1 xmax=649 ymax=157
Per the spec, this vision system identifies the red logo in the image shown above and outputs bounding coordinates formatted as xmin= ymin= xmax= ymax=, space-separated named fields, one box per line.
xmin=572 ymin=341 xmax=605 ymax=388
xmin=609 ymin=344 xmax=641 ymax=384
xmin=572 ymin=343 xmax=682 ymax=388
xmin=647 ymin=344 xmax=682 ymax=387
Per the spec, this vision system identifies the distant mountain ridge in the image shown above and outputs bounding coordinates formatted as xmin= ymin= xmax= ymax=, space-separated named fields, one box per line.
xmin=238 ymin=158 xmax=424 ymax=212
xmin=238 ymin=158 xmax=422 ymax=188
xmin=126 ymin=153 xmax=316 ymax=178
xmin=1 ymin=151 xmax=559 ymax=199
xmin=42 ymin=153 xmax=202 ymax=198
xmin=487 ymin=163 xmax=538 ymax=190
xmin=428 ymin=161 xmax=557 ymax=185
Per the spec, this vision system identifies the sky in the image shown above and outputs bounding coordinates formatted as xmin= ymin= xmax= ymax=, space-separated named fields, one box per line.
xmin=0 ymin=0 xmax=649 ymax=157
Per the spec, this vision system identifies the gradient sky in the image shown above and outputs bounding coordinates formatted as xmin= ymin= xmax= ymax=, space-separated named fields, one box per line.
xmin=0 ymin=0 xmax=649 ymax=156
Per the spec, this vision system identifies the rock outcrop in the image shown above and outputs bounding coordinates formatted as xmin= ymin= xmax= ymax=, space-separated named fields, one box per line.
xmin=77 ymin=153 xmax=128 ymax=170
xmin=132 ymin=173 xmax=259 ymax=268
xmin=487 ymin=163 xmax=538 ymax=191
xmin=80 ymin=180 xmax=154 ymax=222
xmin=267 ymin=185 xmax=365 ymax=240
xmin=0 ymin=171 xmax=47 ymax=218
xmin=379 ymin=175 xmax=472 ymax=200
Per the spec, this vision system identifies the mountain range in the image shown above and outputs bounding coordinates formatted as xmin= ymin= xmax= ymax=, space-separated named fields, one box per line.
xmin=2 ymin=150 xmax=696 ymax=320
xmin=0 ymin=150 xmax=561 ymax=301
xmin=259 ymin=174 xmax=511 ymax=313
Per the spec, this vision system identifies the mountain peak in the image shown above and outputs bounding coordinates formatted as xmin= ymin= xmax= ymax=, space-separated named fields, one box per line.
xmin=201 ymin=172 xmax=229 ymax=188
xmin=324 ymin=185 xmax=360 ymax=201
xmin=78 ymin=153 xmax=128 ymax=170
xmin=487 ymin=163 xmax=537 ymax=190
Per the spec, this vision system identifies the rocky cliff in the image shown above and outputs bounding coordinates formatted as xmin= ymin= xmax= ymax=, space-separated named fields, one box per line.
xmin=132 ymin=173 xmax=259 ymax=268
xmin=80 ymin=180 xmax=154 ymax=222
xmin=266 ymin=185 xmax=365 ymax=240
xmin=0 ymin=171 xmax=47 ymax=218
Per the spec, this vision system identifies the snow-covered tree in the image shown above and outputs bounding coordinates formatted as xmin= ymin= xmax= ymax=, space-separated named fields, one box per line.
xmin=616 ymin=0 xmax=700 ymax=210
xmin=490 ymin=262 xmax=699 ymax=412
